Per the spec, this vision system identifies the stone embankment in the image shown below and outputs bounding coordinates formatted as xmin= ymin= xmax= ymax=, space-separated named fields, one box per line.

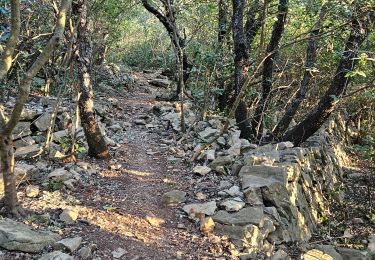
xmin=158 ymin=99 xmax=373 ymax=259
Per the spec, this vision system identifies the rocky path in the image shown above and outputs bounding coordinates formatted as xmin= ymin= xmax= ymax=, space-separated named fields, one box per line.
xmin=3 ymin=71 xmax=372 ymax=259
xmin=71 ymin=73 xmax=227 ymax=259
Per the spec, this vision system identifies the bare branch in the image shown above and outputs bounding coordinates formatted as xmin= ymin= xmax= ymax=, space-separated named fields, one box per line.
xmin=0 ymin=0 xmax=21 ymax=79
xmin=2 ymin=0 xmax=72 ymax=135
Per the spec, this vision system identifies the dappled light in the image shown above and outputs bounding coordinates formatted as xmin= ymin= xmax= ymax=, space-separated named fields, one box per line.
xmin=0 ymin=0 xmax=374 ymax=259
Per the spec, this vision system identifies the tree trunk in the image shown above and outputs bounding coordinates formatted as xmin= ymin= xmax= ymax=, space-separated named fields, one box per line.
xmin=244 ymin=0 xmax=263 ymax=47
xmin=142 ymin=0 xmax=193 ymax=97
xmin=0 ymin=135 xmax=18 ymax=216
xmin=0 ymin=0 xmax=71 ymax=217
xmin=95 ymin=32 xmax=109 ymax=65
xmin=178 ymin=49 xmax=192 ymax=96
xmin=76 ymin=0 xmax=109 ymax=159
xmin=232 ymin=0 xmax=252 ymax=139
xmin=283 ymin=16 xmax=372 ymax=145
xmin=217 ymin=0 xmax=228 ymax=111
xmin=0 ymin=0 xmax=20 ymax=80
xmin=250 ymin=0 xmax=288 ymax=139
xmin=273 ymin=5 xmax=326 ymax=138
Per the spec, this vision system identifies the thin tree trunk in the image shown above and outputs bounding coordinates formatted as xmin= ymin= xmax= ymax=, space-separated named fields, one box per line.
xmin=142 ymin=0 xmax=193 ymax=97
xmin=0 ymin=135 xmax=17 ymax=215
xmin=250 ymin=0 xmax=288 ymax=140
xmin=0 ymin=0 xmax=20 ymax=79
xmin=217 ymin=0 xmax=228 ymax=111
xmin=273 ymin=5 xmax=326 ymax=138
xmin=283 ymin=15 xmax=373 ymax=145
xmin=232 ymin=0 xmax=251 ymax=139
xmin=76 ymin=0 xmax=109 ymax=159
xmin=0 ymin=0 xmax=71 ymax=217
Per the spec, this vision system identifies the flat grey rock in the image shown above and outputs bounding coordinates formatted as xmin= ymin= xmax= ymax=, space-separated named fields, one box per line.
xmin=56 ymin=236 xmax=82 ymax=252
xmin=161 ymin=190 xmax=186 ymax=206
xmin=183 ymin=201 xmax=217 ymax=216
xmin=0 ymin=218 xmax=60 ymax=253
xmin=213 ymin=207 xmax=264 ymax=226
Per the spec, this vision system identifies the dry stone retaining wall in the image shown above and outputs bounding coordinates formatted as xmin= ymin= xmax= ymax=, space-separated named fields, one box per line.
xmin=221 ymin=128 xmax=348 ymax=255
xmin=176 ymin=112 xmax=351 ymax=258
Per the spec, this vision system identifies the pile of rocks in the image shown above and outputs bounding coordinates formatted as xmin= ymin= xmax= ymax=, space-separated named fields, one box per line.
xmin=1 ymin=93 xmax=132 ymax=162
xmin=158 ymin=101 xmax=374 ymax=259
xmin=93 ymin=63 xmax=135 ymax=91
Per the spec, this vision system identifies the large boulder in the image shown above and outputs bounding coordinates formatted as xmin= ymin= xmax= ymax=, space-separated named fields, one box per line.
xmin=0 ymin=218 xmax=60 ymax=253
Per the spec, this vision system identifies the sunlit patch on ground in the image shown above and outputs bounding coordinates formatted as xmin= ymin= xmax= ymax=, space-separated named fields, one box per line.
xmin=125 ymin=169 xmax=155 ymax=177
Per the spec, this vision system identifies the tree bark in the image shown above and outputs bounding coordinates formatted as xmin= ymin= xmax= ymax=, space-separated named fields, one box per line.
xmin=232 ymin=0 xmax=251 ymax=138
xmin=273 ymin=5 xmax=326 ymax=138
xmin=0 ymin=135 xmax=17 ymax=215
xmin=76 ymin=0 xmax=109 ymax=159
xmin=217 ymin=0 xmax=228 ymax=111
xmin=95 ymin=32 xmax=109 ymax=65
xmin=283 ymin=15 xmax=373 ymax=145
xmin=0 ymin=0 xmax=20 ymax=80
xmin=250 ymin=0 xmax=288 ymax=139
xmin=232 ymin=0 xmax=265 ymax=139
xmin=244 ymin=0 xmax=263 ymax=47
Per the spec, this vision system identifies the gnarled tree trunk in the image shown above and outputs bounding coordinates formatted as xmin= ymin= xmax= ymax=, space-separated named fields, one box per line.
xmin=217 ymin=0 xmax=229 ymax=111
xmin=283 ymin=15 xmax=373 ymax=145
xmin=273 ymin=5 xmax=326 ymax=138
xmin=250 ymin=0 xmax=288 ymax=140
xmin=76 ymin=0 xmax=109 ymax=159
xmin=142 ymin=0 xmax=193 ymax=97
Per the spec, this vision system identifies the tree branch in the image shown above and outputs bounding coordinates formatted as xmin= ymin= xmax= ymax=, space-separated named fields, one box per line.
xmin=0 ymin=0 xmax=21 ymax=80
xmin=2 ymin=0 xmax=72 ymax=135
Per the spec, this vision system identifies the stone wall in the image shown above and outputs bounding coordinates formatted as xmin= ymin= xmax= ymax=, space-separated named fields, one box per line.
xmin=179 ymin=114 xmax=351 ymax=258
xmin=217 ymin=122 xmax=349 ymax=257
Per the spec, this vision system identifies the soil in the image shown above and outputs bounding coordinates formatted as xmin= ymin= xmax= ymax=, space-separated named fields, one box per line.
xmin=78 ymin=83 xmax=206 ymax=258
xmin=69 ymin=73 xmax=232 ymax=259
xmin=310 ymin=160 xmax=375 ymax=249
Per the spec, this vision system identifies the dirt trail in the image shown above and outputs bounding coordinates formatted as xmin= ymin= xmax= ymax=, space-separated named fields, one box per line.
xmin=73 ymin=72 xmax=225 ymax=259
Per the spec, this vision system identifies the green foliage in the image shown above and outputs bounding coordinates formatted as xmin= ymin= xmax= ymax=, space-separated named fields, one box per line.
xmin=346 ymin=84 xmax=375 ymax=162
xmin=60 ymin=137 xmax=87 ymax=156
xmin=352 ymin=144 xmax=374 ymax=161
xmin=48 ymin=179 xmax=64 ymax=192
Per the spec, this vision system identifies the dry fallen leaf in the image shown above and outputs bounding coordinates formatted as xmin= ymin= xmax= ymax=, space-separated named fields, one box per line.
xmin=200 ymin=217 xmax=215 ymax=234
